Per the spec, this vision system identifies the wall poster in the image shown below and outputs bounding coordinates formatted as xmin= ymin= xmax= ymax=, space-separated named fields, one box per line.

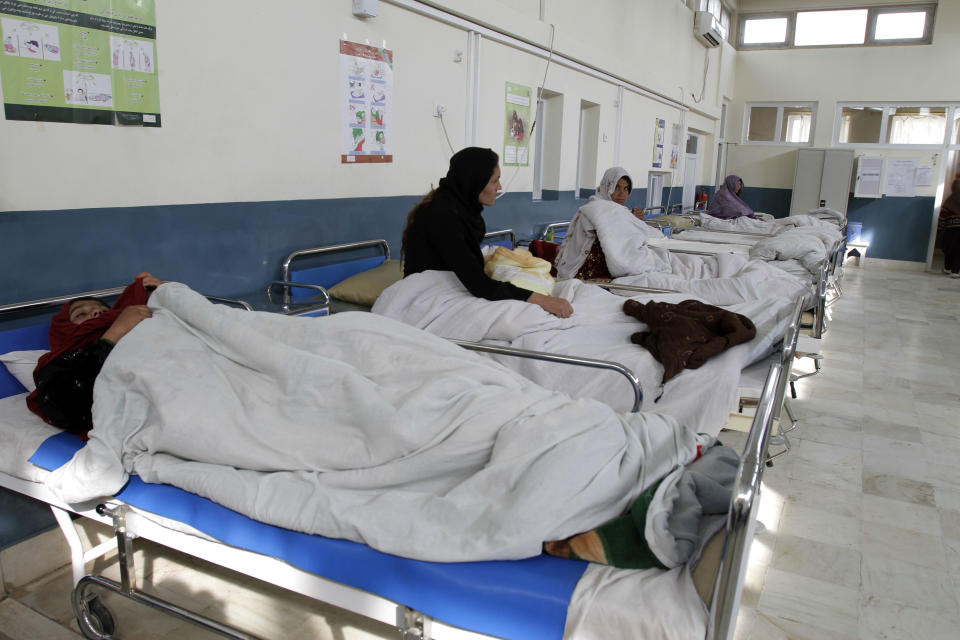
xmin=885 ymin=158 xmax=918 ymax=198
xmin=0 ymin=0 xmax=160 ymax=126
xmin=854 ymin=156 xmax=884 ymax=198
xmin=503 ymin=81 xmax=530 ymax=166
xmin=340 ymin=40 xmax=393 ymax=164
xmin=652 ymin=117 xmax=665 ymax=168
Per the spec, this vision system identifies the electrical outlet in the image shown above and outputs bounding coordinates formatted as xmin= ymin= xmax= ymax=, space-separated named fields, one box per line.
xmin=433 ymin=104 xmax=446 ymax=118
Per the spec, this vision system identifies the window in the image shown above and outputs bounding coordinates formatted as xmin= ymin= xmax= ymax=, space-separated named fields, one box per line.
xmin=838 ymin=106 xmax=883 ymax=144
xmin=738 ymin=4 xmax=935 ymax=50
xmin=869 ymin=5 xmax=935 ymax=43
xmin=742 ymin=16 xmax=789 ymax=46
xmin=886 ymin=107 xmax=946 ymax=145
xmin=836 ymin=103 xmax=954 ymax=146
xmin=794 ymin=10 xmax=867 ymax=47
xmin=744 ymin=103 xmax=816 ymax=145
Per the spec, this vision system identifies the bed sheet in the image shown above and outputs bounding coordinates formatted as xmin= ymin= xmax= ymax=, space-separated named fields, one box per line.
xmin=373 ymin=272 xmax=794 ymax=436
xmin=0 ymin=388 xmax=708 ymax=640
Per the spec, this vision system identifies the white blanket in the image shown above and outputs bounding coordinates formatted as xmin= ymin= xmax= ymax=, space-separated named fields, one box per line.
xmin=373 ymin=272 xmax=796 ymax=435
xmin=698 ymin=212 xmax=795 ymax=234
xmin=47 ymin=283 xmax=703 ymax=563
xmin=611 ymin=257 xmax=813 ymax=308
xmin=750 ymin=228 xmax=829 ymax=276
xmin=554 ymin=199 xmax=666 ymax=279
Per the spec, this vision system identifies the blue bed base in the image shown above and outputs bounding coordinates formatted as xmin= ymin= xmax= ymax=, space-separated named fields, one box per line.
xmin=4 ymin=320 xmax=588 ymax=640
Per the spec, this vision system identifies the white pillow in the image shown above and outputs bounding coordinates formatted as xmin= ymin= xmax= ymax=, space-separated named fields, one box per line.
xmin=0 ymin=350 xmax=46 ymax=391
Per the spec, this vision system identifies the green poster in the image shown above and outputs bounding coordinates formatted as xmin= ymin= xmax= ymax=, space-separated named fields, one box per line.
xmin=503 ymin=81 xmax=531 ymax=166
xmin=0 ymin=0 xmax=161 ymax=126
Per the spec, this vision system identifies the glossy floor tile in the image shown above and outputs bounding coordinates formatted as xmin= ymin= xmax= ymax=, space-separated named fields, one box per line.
xmin=728 ymin=264 xmax=960 ymax=640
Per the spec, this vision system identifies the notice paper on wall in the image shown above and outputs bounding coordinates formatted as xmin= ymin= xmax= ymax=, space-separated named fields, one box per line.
xmin=340 ymin=40 xmax=393 ymax=164
xmin=914 ymin=166 xmax=934 ymax=186
xmin=0 ymin=0 xmax=161 ymax=126
xmin=854 ymin=156 xmax=883 ymax=198
xmin=885 ymin=158 xmax=918 ymax=197
xmin=652 ymin=118 xmax=665 ymax=168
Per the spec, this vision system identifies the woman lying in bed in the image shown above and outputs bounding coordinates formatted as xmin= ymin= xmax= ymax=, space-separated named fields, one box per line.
xmin=27 ymin=273 xmax=161 ymax=435
xmin=43 ymin=280 xmax=737 ymax=571
xmin=402 ymin=146 xmax=573 ymax=318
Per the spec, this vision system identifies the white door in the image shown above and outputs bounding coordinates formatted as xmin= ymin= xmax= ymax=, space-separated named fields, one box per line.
xmin=683 ymin=155 xmax=698 ymax=210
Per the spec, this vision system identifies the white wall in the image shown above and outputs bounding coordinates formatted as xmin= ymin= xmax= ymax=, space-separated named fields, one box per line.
xmin=730 ymin=0 xmax=956 ymax=194
xmin=0 ymin=0 xmax=737 ymax=212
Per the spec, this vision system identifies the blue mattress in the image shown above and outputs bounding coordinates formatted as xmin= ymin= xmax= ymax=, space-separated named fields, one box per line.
xmin=30 ymin=432 xmax=588 ymax=640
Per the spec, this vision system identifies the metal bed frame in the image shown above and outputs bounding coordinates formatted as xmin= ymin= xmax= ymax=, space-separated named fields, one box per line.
xmin=671 ymin=227 xmax=776 ymax=244
xmin=481 ymin=228 xmax=516 ymax=249
xmin=536 ymin=222 xmax=569 ymax=242
xmin=0 ymin=286 xmax=253 ymax=316
xmin=0 ymin=285 xmax=786 ymax=640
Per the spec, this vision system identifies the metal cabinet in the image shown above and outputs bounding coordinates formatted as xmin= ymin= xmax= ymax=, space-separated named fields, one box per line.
xmin=789 ymin=148 xmax=855 ymax=216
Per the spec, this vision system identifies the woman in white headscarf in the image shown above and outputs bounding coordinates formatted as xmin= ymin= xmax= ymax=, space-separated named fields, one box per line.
xmin=554 ymin=167 xmax=661 ymax=280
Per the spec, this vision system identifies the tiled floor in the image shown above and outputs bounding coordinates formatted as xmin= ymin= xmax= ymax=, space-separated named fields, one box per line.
xmin=728 ymin=264 xmax=960 ymax=640
xmin=1 ymin=263 xmax=959 ymax=639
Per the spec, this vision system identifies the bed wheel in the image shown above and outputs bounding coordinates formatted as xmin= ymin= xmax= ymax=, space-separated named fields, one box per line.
xmin=76 ymin=593 xmax=116 ymax=639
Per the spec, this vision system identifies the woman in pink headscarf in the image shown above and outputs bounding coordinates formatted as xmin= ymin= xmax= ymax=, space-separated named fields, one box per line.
xmin=707 ymin=175 xmax=756 ymax=220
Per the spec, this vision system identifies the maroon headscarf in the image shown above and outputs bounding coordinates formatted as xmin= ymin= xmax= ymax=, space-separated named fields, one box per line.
xmin=26 ymin=278 xmax=150 ymax=418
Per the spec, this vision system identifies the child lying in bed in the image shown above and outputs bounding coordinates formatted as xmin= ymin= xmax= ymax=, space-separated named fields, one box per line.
xmin=26 ymin=272 xmax=162 ymax=435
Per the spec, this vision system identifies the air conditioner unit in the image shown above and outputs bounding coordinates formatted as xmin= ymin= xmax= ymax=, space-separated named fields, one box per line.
xmin=694 ymin=11 xmax=726 ymax=48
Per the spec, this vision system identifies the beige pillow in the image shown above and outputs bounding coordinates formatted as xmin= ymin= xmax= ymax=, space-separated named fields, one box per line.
xmin=328 ymin=259 xmax=403 ymax=306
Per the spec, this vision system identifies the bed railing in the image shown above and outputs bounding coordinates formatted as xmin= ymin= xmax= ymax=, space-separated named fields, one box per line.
xmin=710 ymin=361 xmax=782 ymax=640
xmin=537 ymin=221 xmax=570 ymax=242
xmin=643 ymin=206 xmax=666 ymax=218
xmin=265 ymin=281 xmax=331 ymax=314
xmin=592 ymin=282 xmax=683 ymax=295
xmin=672 ymin=227 xmax=775 ymax=240
xmin=481 ymin=229 xmax=516 ymax=249
xmin=0 ymin=286 xmax=253 ymax=315
xmin=280 ymin=239 xmax=391 ymax=283
xmin=453 ymin=340 xmax=643 ymax=413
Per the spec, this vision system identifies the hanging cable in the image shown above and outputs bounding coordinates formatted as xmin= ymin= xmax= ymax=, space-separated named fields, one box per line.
xmin=437 ymin=110 xmax=456 ymax=155
xmin=691 ymin=48 xmax=709 ymax=104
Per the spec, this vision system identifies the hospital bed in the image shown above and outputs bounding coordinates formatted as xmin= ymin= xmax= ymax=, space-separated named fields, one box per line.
xmin=293 ymin=237 xmax=801 ymax=438
xmin=0 ymin=286 xmax=787 ymax=640
xmin=535 ymin=221 xmax=831 ymax=292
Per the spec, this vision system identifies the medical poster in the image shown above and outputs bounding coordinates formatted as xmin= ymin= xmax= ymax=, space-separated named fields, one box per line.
xmin=0 ymin=0 xmax=161 ymax=126
xmin=340 ymin=40 xmax=393 ymax=164
xmin=885 ymin=158 xmax=918 ymax=197
xmin=652 ymin=118 xmax=665 ymax=168
xmin=503 ymin=81 xmax=530 ymax=166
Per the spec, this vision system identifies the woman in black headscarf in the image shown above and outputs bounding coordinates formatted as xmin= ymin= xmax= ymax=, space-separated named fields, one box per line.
xmin=402 ymin=147 xmax=573 ymax=317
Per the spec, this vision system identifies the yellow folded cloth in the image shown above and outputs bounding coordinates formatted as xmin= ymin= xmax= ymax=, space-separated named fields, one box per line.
xmin=483 ymin=246 xmax=555 ymax=296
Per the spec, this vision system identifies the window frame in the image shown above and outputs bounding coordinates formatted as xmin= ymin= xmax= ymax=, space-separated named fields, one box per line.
xmin=737 ymin=3 xmax=936 ymax=50
xmin=834 ymin=102 xmax=956 ymax=149
xmin=742 ymin=101 xmax=817 ymax=147
xmin=867 ymin=4 xmax=935 ymax=45
xmin=737 ymin=11 xmax=794 ymax=49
